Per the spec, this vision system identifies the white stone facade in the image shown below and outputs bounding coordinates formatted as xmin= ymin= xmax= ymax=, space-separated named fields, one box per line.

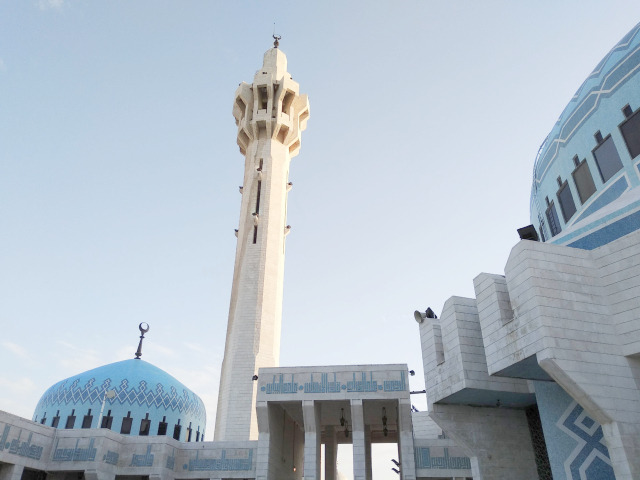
xmin=214 ymin=47 xmax=310 ymax=442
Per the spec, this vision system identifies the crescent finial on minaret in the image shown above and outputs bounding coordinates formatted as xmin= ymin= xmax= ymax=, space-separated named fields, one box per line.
xmin=134 ymin=322 xmax=150 ymax=359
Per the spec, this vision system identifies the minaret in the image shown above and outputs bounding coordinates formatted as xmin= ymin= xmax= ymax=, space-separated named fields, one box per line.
xmin=214 ymin=41 xmax=310 ymax=441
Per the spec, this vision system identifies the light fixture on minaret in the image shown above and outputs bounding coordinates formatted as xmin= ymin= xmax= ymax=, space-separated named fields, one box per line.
xmin=214 ymin=39 xmax=310 ymax=442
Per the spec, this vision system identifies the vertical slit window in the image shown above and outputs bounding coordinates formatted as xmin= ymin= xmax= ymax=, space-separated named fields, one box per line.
xmin=102 ymin=410 xmax=113 ymax=430
xmin=173 ymin=421 xmax=182 ymax=441
xmin=557 ymin=181 xmax=577 ymax=222
xmin=65 ymin=410 xmax=76 ymax=429
xmin=593 ymin=134 xmax=623 ymax=183
xmin=572 ymin=157 xmax=597 ymax=204
xmin=620 ymin=106 xmax=640 ymax=159
xmin=253 ymin=226 xmax=258 ymax=244
xmin=120 ymin=412 xmax=132 ymax=435
xmin=546 ymin=201 xmax=562 ymax=237
xmin=158 ymin=416 xmax=168 ymax=436
xmin=51 ymin=411 xmax=60 ymax=428
xmin=81 ymin=409 xmax=93 ymax=429
xmin=139 ymin=413 xmax=151 ymax=436
xmin=186 ymin=422 xmax=192 ymax=442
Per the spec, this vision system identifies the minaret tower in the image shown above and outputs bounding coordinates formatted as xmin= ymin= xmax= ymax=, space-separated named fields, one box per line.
xmin=214 ymin=40 xmax=310 ymax=441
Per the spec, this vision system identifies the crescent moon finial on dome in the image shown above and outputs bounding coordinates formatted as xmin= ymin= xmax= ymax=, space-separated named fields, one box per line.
xmin=135 ymin=323 xmax=150 ymax=359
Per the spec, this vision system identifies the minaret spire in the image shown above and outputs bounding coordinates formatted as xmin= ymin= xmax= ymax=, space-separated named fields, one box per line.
xmin=214 ymin=47 xmax=310 ymax=441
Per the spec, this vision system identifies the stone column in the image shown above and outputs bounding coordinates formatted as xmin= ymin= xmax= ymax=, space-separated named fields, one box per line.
xmin=0 ymin=464 xmax=23 ymax=480
xmin=364 ymin=425 xmax=372 ymax=480
xmin=255 ymin=400 xmax=271 ymax=480
xmin=351 ymin=399 xmax=366 ymax=480
xmin=302 ymin=400 xmax=321 ymax=480
xmin=397 ymin=399 xmax=416 ymax=480
xmin=324 ymin=425 xmax=338 ymax=480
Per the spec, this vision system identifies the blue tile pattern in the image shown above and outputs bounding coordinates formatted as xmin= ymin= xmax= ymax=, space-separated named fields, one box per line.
xmin=32 ymin=359 xmax=205 ymax=441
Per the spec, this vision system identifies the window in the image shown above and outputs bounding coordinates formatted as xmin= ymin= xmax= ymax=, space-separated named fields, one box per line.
xmin=120 ymin=412 xmax=133 ymax=435
xmin=139 ymin=413 xmax=151 ymax=436
xmin=173 ymin=422 xmax=182 ymax=441
xmin=65 ymin=410 xmax=76 ymax=429
xmin=186 ymin=422 xmax=192 ymax=442
xmin=195 ymin=428 xmax=200 ymax=442
xmin=545 ymin=198 xmax=562 ymax=237
xmin=51 ymin=411 xmax=60 ymax=428
xmin=620 ymin=105 xmax=640 ymax=159
xmin=158 ymin=416 xmax=168 ymax=436
xmin=81 ymin=409 xmax=93 ymax=429
xmin=40 ymin=414 xmax=47 ymax=425
xmin=593 ymin=134 xmax=623 ymax=183
xmin=101 ymin=410 xmax=113 ymax=429
xmin=557 ymin=181 xmax=577 ymax=222
xmin=572 ymin=157 xmax=597 ymax=204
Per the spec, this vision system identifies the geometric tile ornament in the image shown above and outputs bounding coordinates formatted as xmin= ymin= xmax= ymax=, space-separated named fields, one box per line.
xmin=34 ymin=359 xmax=205 ymax=422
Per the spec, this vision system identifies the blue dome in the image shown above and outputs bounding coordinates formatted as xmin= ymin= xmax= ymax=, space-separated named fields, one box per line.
xmin=32 ymin=359 xmax=206 ymax=442
xmin=531 ymin=22 xmax=640 ymax=249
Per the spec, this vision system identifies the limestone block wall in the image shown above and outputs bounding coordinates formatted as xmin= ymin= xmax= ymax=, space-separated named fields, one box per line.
xmin=410 ymin=412 xmax=442 ymax=439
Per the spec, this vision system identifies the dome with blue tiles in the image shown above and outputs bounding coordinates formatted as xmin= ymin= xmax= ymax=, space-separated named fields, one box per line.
xmin=530 ymin=22 xmax=640 ymax=250
xmin=32 ymin=359 xmax=206 ymax=442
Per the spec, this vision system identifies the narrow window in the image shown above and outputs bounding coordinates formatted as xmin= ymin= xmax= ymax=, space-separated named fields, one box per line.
xmin=65 ymin=410 xmax=76 ymax=429
xmin=40 ymin=414 xmax=47 ymax=425
xmin=595 ymin=130 xmax=604 ymax=144
xmin=158 ymin=416 xmax=168 ymax=436
xmin=101 ymin=410 xmax=113 ymax=429
xmin=51 ymin=411 xmax=60 ymax=428
xmin=620 ymin=105 xmax=640 ymax=159
xmin=593 ymin=134 xmax=623 ymax=182
xmin=139 ymin=413 xmax=151 ymax=436
xmin=120 ymin=411 xmax=133 ymax=435
xmin=186 ymin=422 xmax=192 ymax=442
xmin=256 ymin=179 xmax=262 ymax=214
xmin=545 ymin=199 xmax=562 ymax=237
xmin=81 ymin=409 xmax=93 ymax=429
xmin=258 ymin=85 xmax=268 ymax=111
xmin=173 ymin=421 xmax=182 ymax=441
xmin=196 ymin=427 xmax=200 ymax=442
xmin=253 ymin=226 xmax=258 ymax=244
xmin=557 ymin=180 xmax=577 ymax=222
xmin=572 ymin=157 xmax=597 ymax=204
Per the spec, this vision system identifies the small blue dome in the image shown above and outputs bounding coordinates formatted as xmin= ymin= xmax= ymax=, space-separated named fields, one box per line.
xmin=33 ymin=359 xmax=206 ymax=442
xmin=531 ymin=22 xmax=640 ymax=249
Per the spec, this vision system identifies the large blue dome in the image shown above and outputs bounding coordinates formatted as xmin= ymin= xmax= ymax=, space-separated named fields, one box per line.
xmin=531 ymin=22 xmax=640 ymax=249
xmin=32 ymin=359 xmax=206 ymax=442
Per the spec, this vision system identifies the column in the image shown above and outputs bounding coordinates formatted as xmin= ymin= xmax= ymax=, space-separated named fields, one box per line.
xmin=302 ymin=400 xmax=321 ymax=480
xmin=0 ymin=464 xmax=23 ymax=480
xmin=351 ymin=399 xmax=366 ymax=480
xmin=255 ymin=401 xmax=271 ymax=480
xmin=364 ymin=425 xmax=372 ymax=480
xmin=397 ymin=399 xmax=416 ymax=480
xmin=324 ymin=425 xmax=338 ymax=480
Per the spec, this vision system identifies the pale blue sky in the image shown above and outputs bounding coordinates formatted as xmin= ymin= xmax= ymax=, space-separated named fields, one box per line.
xmin=1 ymin=1 xmax=640 ymax=477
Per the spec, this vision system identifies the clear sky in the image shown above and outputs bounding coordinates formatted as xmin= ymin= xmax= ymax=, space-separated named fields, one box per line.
xmin=2 ymin=1 xmax=640 ymax=478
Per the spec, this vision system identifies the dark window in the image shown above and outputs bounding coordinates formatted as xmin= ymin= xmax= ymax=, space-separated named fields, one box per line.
xmin=186 ymin=423 xmax=192 ymax=442
xmin=120 ymin=412 xmax=132 ymax=435
xmin=557 ymin=182 xmax=577 ymax=222
xmin=572 ymin=158 xmax=597 ymax=204
xmin=196 ymin=429 xmax=200 ymax=442
xmin=51 ymin=411 xmax=60 ymax=428
xmin=81 ymin=409 xmax=93 ymax=429
xmin=593 ymin=135 xmax=623 ymax=183
xmin=65 ymin=410 xmax=76 ymax=429
xmin=101 ymin=410 xmax=113 ymax=429
xmin=623 ymin=104 xmax=633 ymax=118
xmin=253 ymin=225 xmax=258 ymax=244
xmin=139 ymin=414 xmax=151 ymax=436
xmin=173 ymin=423 xmax=182 ymax=441
xmin=158 ymin=416 xmax=168 ymax=436
xmin=40 ymin=414 xmax=47 ymax=425
xmin=546 ymin=201 xmax=562 ymax=237
xmin=620 ymin=107 xmax=640 ymax=159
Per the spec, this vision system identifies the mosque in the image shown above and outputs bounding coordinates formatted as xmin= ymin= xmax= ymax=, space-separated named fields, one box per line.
xmin=1 ymin=21 xmax=640 ymax=480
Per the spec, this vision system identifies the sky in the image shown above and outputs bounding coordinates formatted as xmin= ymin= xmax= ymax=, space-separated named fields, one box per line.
xmin=2 ymin=1 xmax=640 ymax=478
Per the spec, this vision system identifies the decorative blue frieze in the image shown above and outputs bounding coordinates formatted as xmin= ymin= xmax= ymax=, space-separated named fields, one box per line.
xmin=103 ymin=451 xmax=119 ymax=465
xmin=261 ymin=371 xmax=406 ymax=395
xmin=52 ymin=438 xmax=97 ymax=462
xmin=165 ymin=449 xmax=175 ymax=470
xmin=182 ymin=450 xmax=253 ymax=472
xmin=414 ymin=447 xmax=471 ymax=470
xmin=130 ymin=445 xmax=154 ymax=467
xmin=37 ymin=377 xmax=205 ymax=421
xmin=0 ymin=425 xmax=44 ymax=460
